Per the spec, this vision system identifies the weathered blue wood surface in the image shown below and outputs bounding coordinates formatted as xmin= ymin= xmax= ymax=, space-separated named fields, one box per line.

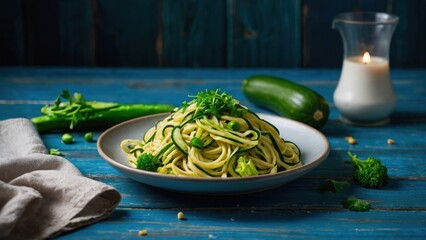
xmin=95 ymin=0 xmax=160 ymax=67
xmin=228 ymin=0 xmax=301 ymax=67
xmin=1 ymin=0 xmax=424 ymax=68
xmin=0 ymin=68 xmax=425 ymax=239
xmin=162 ymin=0 xmax=227 ymax=67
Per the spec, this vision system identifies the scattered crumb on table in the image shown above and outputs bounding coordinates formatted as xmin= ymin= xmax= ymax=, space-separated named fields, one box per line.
xmin=138 ymin=229 xmax=147 ymax=236
xmin=345 ymin=136 xmax=356 ymax=145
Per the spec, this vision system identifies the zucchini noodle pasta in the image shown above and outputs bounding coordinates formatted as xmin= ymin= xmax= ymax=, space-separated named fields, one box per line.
xmin=120 ymin=89 xmax=302 ymax=178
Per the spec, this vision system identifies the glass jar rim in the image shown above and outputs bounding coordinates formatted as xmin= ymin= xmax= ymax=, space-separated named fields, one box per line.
xmin=334 ymin=12 xmax=399 ymax=25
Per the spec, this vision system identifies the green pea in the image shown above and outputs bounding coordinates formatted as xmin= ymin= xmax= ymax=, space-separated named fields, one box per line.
xmin=84 ymin=132 xmax=94 ymax=142
xmin=227 ymin=121 xmax=241 ymax=131
xmin=61 ymin=133 xmax=74 ymax=144
xmin=190 ymin=137 xmax=204 ymax=149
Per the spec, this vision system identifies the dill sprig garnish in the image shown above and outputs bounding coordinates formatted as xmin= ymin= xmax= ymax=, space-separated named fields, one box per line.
xmin=190 ymin=89 xmax=241 ymax=118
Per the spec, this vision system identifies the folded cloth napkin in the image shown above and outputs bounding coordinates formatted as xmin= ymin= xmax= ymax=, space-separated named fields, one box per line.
xmin=0 ymin=118 xmax=121 ymax=240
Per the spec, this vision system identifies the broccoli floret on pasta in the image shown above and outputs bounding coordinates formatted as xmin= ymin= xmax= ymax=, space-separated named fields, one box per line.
xmin=235 ymin=156 xmax=259 ymax=177
xmin=136 ymin=153 xmax=161 ymax=172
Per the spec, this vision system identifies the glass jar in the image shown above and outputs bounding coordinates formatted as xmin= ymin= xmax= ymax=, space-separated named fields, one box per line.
xmin=332 ymin=12 xmax=399 ymax=125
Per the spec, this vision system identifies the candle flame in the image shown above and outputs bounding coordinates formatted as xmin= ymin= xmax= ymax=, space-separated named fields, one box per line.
xmin=363 ymin=52 xmax=371 ymax=64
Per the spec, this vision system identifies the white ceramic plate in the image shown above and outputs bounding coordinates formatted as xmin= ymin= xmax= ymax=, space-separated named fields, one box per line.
xmin=97 ymin=113 xmax=330 ymax=195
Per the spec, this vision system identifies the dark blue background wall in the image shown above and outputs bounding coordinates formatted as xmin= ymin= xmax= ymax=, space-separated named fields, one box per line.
xmin=0 ymin=0 xmax=424 ymax=68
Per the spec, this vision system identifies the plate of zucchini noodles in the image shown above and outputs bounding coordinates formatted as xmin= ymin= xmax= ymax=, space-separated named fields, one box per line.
xmin=97 ymin=90 xmax=329 ymax=194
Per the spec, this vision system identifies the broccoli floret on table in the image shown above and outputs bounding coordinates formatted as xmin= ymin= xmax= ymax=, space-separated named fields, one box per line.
xmin=348 ymin=151 xmax=389 ymax=189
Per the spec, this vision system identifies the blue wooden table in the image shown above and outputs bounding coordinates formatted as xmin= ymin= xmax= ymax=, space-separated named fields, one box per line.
xmin=1 ymin=68 xmax=425 ymax=239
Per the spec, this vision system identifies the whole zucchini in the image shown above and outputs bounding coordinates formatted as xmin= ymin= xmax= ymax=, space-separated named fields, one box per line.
xmin=242 ymin=75 xmax=330 ymax=129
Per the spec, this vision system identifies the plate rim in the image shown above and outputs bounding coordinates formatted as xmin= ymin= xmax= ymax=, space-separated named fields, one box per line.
xmin=97 ymin=112 xmax=330 ymax=183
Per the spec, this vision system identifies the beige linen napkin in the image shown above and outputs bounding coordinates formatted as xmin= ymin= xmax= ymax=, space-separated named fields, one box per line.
xmin=0 ymin=118 xmax=121 ymax=240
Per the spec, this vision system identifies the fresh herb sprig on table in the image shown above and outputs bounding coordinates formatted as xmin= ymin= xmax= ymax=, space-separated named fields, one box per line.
xmin=319 ymin=179 xmax=349 ymax=193
xmin=320 ymin=179 xmax=372 ymax=212
xmin=31 ymin=90 xmax=174 ymax=133
xmin=342 ymin=196 xmax=372 ymax=212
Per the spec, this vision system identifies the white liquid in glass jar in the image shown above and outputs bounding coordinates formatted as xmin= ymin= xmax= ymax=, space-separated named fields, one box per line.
xmin=333 ymin=56 xmax=396 ymax=125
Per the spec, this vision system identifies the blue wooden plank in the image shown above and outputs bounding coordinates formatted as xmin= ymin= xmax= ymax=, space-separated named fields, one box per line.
xmin=228 ymin=0 xmax=301 ymax=67
xmin=162 ymin=0 xmax=227 ymax=67
xmin=303 ymin=0 xmax=388 ymax=68
xmin=95 ymin=0 xmax=160 ymax=66
xmin=93 ymin=176 xmax=426 ymax=209
xmin=58 ymin=209 xmax=426 ymax=239
xmin=0 ymin=68 xmax=424 ymax=103
xmin=0 ymin=0 xmax=24 ymax=65
xmin=1 ymin=0 xmax=425 ymax=68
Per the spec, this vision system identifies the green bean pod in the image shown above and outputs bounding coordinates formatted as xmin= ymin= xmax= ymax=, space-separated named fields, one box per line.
xmin=32 ymin=103 xmax=174 ymax=133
